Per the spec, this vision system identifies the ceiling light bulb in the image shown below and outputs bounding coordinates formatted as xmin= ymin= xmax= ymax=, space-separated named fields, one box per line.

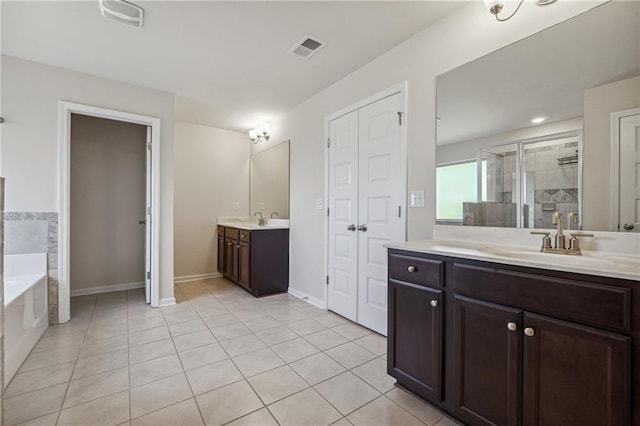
xmin=249 ymin=129 xmax=257 ymax=140
xmin=531 ymin=117 xmax=547 ymax=124
xmin=483 ymin=0 xmax=503 ymax=16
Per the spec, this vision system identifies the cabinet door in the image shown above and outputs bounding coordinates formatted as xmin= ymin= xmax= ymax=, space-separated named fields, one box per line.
xmin=522 ymin=313 xmax=630 ymax=426
xmin=387 ymin=279 xmax=443 ymax=402
xmin=238 ymin=241 xmax=251 ymax=290
xmin=224 ymin=238 xmax=238 ymax=282
xmin=217 ymin=237 xmax=225 ymax=275
xmin=454 ymin=295 xmax=522 ymax=426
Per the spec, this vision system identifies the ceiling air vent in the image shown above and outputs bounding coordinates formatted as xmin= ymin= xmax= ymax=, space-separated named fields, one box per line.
xmin=289 ymin=35 xmax=326 ymax=60
xmin=99 ymin=0 xmax=144 ymax=28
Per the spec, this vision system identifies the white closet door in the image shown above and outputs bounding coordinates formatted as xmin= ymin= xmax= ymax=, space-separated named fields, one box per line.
xmin=327 ymin=110 xmax=359 ymax=321
xmin=356 ymin=93 xmax=403 ymax=335
xmin=619 ymin=112 xmax=640 ymax=232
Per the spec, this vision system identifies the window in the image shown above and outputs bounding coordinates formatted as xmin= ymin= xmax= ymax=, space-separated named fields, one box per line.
xmin=436 ymin=161 xmax=478 ymax=222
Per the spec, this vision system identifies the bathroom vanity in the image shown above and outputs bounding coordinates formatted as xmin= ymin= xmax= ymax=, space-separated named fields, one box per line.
xmin=387 ymin=236 xmax=639 ymax=426
xmin=217 ymin=220 xmax=289 ymax=297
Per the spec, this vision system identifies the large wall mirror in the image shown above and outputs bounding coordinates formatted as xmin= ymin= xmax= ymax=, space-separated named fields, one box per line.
xmin=250 ymin=140 xmax=290 ymax=219
xmin=436 ymin=1 xmax=639 ymax=231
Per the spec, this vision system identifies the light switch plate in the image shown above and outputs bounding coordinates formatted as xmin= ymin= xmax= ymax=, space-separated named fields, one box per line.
xmin=315 ymin=198 xmax=324 ymax=210
xmin=233 ymin=202 xmax=239 ymax=210
xmin=410 ymin=190 xmax=425 ymax=208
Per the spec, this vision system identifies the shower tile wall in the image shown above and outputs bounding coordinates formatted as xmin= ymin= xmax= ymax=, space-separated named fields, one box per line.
xmin=4 ymin=212 xmax=59 ymax=324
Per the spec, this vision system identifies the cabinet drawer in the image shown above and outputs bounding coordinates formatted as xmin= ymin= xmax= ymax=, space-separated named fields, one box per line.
xmin=453 ymin=263 xmax=631 ymax=332
xmin=225 ymin=227 xmax=239 ymax=240
xmin=389 ymin=252 xmax=443 ymax=288
xmin=239 ymin=230 xmax=251 ymax=243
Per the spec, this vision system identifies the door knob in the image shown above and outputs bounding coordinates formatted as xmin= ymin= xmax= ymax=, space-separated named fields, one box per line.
xmin=623 ymin=223 xmax=634 ymax=231
xmin=524 ymin=327 xmax=535 ymax=337
xmin=138 ymin=220 xmax=145 ymax=225
xmin=357 ymin=224 xmax=368 ymax=232
xmin=507 ymin=322 xmax=517 ymax=331
xmin=347 ymin=224 xmax=356 ymax=231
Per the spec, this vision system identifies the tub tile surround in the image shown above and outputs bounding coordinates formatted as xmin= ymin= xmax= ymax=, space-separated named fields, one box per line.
xmin=4 ymin=212 xmax=59 ymax=324
xmin=3 ymin=278 xmax=460 ymax=426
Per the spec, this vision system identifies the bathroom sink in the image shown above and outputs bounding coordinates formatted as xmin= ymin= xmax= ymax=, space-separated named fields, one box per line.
xmin=428 ymin=244 xmax=492 ymax=257
xmin=491 ymin=249 xmax=617 ymax=269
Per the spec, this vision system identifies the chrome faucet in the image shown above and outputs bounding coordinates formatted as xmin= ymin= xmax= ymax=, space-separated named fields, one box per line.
xmin=254 ymin=212 xmax=265 ymax=226
xmin=270 ymin=212 xmax=279 ymax=219
xmin=531 ymin=211 xmax=593 ymax=255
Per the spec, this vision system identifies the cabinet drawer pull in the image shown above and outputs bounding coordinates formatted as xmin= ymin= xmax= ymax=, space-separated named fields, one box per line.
xmin=524 ymin=327 xmax=535 ymax=337
xmin=407 ymin=266 xmax=416 ymax=273
xmin=430 ymin=299 xmax=438 ymax=308
xmin=507 ymin=322 xmax=517 ymax=331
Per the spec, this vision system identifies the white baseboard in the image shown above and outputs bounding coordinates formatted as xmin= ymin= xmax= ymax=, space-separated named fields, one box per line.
xmin=159 ymin=297 xmax=176 ymax=307
xmin=70 ymin=281 xmax=144 ymax=297
xmin=288 ymin=287 xmax=325 ymax=310
xmin=174 ymin=273 xmax=222 ymax=283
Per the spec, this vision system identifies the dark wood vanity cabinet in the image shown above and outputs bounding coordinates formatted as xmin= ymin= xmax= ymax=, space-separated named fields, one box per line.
xmin=387 ymin=249 xmax=635 ymax=426
xmin=217 ymin=225 xmax=289 ymax=297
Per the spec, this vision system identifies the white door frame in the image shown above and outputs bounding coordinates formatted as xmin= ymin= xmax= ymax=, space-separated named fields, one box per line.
xmin=323 ymin=82 xmax=408 ymax=310
xmin=58 ymin=101 xmax=161 ymax=323
xmin=609 ymin=107 xmax=640 ymax=232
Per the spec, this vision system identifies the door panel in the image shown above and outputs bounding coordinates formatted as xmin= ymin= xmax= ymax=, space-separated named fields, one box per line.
xmin=454 ymin=296 xmax=522 ymax=426
xmin=145 ymin=126 xmax=152 ymax=303
xmin=328 ymin=110 xmax=359 ymax=322
xmin=357 ymin=93 xmax=403 ymax=335
xmin=619 ymin=112 xmax=640 ymax=232
xmin=522 ymin=313 xmax=630 ymax=426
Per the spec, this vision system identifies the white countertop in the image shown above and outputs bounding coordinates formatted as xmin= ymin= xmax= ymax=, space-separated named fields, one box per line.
xmin=218 ymin=217 xmax=289 ymax=230
xmin=386 ymin=238 xmax=640 ymax=282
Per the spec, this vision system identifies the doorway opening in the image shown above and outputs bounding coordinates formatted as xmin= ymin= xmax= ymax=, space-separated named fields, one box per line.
xmin=58 ymin=102 xmax=161 ymax=323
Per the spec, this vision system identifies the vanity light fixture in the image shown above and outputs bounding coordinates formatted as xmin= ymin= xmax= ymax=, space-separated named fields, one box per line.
xmin=484 ymin=0 xmax=557 ymax=22
xmin=531 ymin=116 xmax=547 ymax=124
xmin=249 ymin=124 xmax=270 ymax=144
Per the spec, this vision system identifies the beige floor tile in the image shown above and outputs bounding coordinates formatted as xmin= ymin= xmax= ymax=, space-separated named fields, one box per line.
xmin=168 ymin=318 xmax=207 ymax=336
xmin=4 ymin=383 xmax=67 ymax=426
xmin=314 ymin=312 xmax=349 ymax=328
xmin=271 ymin=337 xmax=319 ymax=363
xmin=186 ymin=358 xmax=244 ymax=395
xmin=32 ymin=331 xmax=85 ymax=353
xmin=304 ymin=329 xmax=349 ymax=351
xmin=233 ymin=308 xmax=266 ymax=322
xmin=226 ymin=407 xmax=279 ymax=426
xmin=202 ymin=312 xmax=239 ymax=328
xmin=72 ymin=349 xmax=129 ymax=380
xmin=385 ymin=387 xmax=444 ymax=425
xmin=6 ymin=361 xmax=74 ymax=397
xmin=287 ymin=318 xmax=326 ymax=336
xmin=193 ymin=305 xmax=229 ymax=317
xmin=13 ymin=412 xmax=59 ymax=426
xmin=130 ymin=354 xmax=184 ymax=388
xmin=242 ymin=316 xmax=281 ymax=333
xmin=296 ymin=304 xmax=327 ymax=318
xmin=332 ymin=323 xmax=372 ymax=341
xmin=131 ymin=398 xmax=204 ymax=426
xmin=129 ymin=338 xmax=176 ymax=365
xmin=248 ymin=365 xmax=309 ymax=405
xmin=232 ymin=347 xmax=285 ymax=377
xmin=255 ymin=326 xmax=299 ymax=346
xmin=220 ymin=334 xmax=267 ymax=357
xmin=435 ymin=415 xmax=464 ymax=426
xmin=178 ymin=342 xmax=228 ymax=370
xmin=330 ymin=418 xmax=354 ymax=426
xmin=268 ymin=388 xmax=342 ymax=426
xmin=19 ymin=345 xmax=81 ymax=372
xmin=196 ymin=380 xmax=264 ymax=425
xmin=57 ymin=390 xmax=129 ymax=426
xmin=289 ymin=352 xmax=346 ymax=385
xmin=79 ymin=334 xmax=128 ymax=358
xmin=314 ymin=371 xmax=380 ymax=415
xmin=173 ymin=330 xmax=216 ymax=353
xmin=86 ymin=322 xmax=129 ymax=340
xmin=271 ymin=310 xmax=309 ymax=324
xmin=164 ymin=310 xmax=200 ymax=324
xmin=128 ymin=325 xmax=171 ymax=347
xmin=351 ymin=358 xmax=396 ymax=393
xmin=353 ymin=333 xmax=387 ymax=356
xmin=325 ymin=342 xmax=376 ymax=369
xmin=130 ymin=373 xmax=193 ymax=418
xmin=64 ymin=367 xmax=129 ymax=408
xmin=347 ymin=396 xmax=424 ymax=426
xmin=128 ymin=315 xmax=167 ymax=333
xmin=211 ymin=322 xmax=252 ymax=341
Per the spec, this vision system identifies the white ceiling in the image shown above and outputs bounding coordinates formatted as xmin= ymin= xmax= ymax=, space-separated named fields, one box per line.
xmin=436 ymin=0 xmax=640 ymax=145
xmin=1 ymin=1 xmax=465 ymax=132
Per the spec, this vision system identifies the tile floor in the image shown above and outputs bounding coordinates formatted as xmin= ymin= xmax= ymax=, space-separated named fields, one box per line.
xmin=4 ymin=278 xmax=462 ymax=426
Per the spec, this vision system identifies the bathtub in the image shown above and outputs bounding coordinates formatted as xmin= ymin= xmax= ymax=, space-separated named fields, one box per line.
xmin=4 ymin=253 xmax=48 ymax=386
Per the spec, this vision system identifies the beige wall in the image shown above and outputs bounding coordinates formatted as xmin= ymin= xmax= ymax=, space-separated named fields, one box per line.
xmin=1 ymin=55 xmax=175 ymax=304
xmin=270 ymin=1 xmax=605 ymax=302
xmin=583 ymin=75 xmax=640 ymax=230
xmin=174 ymin=121 xmax=249 ymax=279
xmin=70 ymin=114 xmax=147 ymax=293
